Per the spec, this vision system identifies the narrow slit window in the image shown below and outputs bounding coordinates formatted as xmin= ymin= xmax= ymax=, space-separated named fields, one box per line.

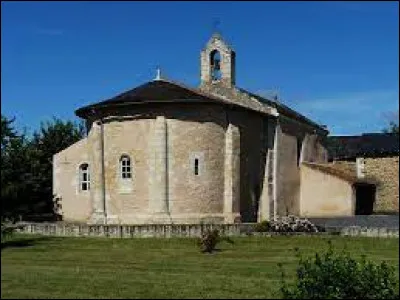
xmin=120 ymin=155 xmax=132 ymax=179
xmin=297 ymin=138 xmax=302 ymax=166
xmin=79 ymin=163 xmax=90 ymax=191
xmin=194 ymin=158 xmax=199 ymax=175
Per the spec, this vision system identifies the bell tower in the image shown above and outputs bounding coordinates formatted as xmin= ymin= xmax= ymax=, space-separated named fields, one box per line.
xmin=200 ymin=33 xmax=236 ymax=88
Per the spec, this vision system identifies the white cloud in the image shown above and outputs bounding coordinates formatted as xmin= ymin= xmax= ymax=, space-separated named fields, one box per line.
xmin=254 ymin=89 xmax=398 ymax=135
xmin=291 ymin=89 xmax=399 ymax=135
xmin=294 ymin=90 xmax=398 ymax=114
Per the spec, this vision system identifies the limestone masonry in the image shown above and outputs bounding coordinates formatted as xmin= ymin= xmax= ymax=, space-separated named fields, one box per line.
xmin=53 ymin=33 xmax=398 ymax=224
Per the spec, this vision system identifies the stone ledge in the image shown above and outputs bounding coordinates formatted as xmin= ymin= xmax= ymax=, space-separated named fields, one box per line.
xmin=16 ymin=222 xmax=399 ymax=239
xmin=86 ymin=213 xmax=242 ymax=225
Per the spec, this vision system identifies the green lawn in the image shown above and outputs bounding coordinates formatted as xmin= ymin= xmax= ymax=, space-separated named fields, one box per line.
xmin=1 ymin=234 xmax=399 ymax=299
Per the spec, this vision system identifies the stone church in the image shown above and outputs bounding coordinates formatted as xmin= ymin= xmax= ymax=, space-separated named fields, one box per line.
xmin=53 ymin=33 xmax=352 ymax=225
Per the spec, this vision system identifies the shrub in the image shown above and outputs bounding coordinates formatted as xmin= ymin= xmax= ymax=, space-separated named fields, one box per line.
xmin=278 ymin=241 xmax=399 ymax=299
xmin=1 ymin=221 xmax=20 ymax=243
xmin=253 ymin=220 xmax=270 ymax=232
xmin=198 ymin=228 xmax=233 ymax=253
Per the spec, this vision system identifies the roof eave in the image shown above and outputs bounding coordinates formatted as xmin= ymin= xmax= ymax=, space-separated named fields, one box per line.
xmin=75 ymin=97 xmax=279 ymax=120
xmin=237 ymin=87 xmax=328 ymax=133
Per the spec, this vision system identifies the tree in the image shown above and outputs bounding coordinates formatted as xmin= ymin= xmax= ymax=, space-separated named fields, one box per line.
xmin=1 ymin=115 xmax=85 ymax=222
xmin=383 ymin=121 xmax=399 ymax=134
xmin=1 ymin=115 xmax=31 ymax=221
xmin=1 ymin=115 xmax=16 ymax=149
xmin=382 ymin=111 xmax=399 ymax=134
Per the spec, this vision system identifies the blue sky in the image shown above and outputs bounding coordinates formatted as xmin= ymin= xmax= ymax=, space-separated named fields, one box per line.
xmin=1 ymin=1 xmax=398 ymax=135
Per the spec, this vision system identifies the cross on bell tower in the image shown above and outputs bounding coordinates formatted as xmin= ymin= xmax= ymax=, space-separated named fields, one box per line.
xmin=212 ymin=19 xmax=221 ymax=34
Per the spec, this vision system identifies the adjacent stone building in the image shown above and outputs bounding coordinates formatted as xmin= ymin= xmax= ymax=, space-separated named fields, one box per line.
xmin=327 ymin=133 xmax=399 ymax=214
xmin=54 ymin=33 xmax=372 ymax=224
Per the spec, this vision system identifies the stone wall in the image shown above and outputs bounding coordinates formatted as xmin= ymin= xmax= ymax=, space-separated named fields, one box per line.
xmin=258 ymin=117 xmax=277 ymax=221
xmin=309 ymin=215 xmax=399 ymax=229
xmin=299 ymin=163 xmax=355 ymax=217
xmin=53 ymin=138 xmax=91 ymax=222
xmin=229 ymin=109 xmax=268 ymax=222
xmin=102 ymin=116 xmax=154 ymax=223
xmin=276 ymin=117 xmax=329 ymax=217
xmin=17 ymin=222 xmax=399 ymax=238
xmin=92 ymin=104 xmax=231 ymax=224
xmin=55 ymin=98 xmax=331 ymax=225
xmin=19 ymin=222 xmax=252 ymax=238
xmin=364 ymin=156 xmax=399 ymax=213
xmin=331 ymin=161 xmax=356 ymax=174
xmin=276 ymin=125 xmax=300 ymax=215
xmin=56 ymin=103 xmax=271 ymax=224
xmin=166 ymin=106 xmax=226 ymax=216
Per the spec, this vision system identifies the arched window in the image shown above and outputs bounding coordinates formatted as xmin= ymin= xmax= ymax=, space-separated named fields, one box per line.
xmin=210 ymin=50 xmax=222 ymax=81
xmin=79 ymin=163 xmax=90 ymax=191
xmin=120 ymin=155 xmax=132 ymax=179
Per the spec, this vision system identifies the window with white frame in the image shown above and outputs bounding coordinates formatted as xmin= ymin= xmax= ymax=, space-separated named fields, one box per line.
xmin=79 ymin=163 xmax=90 ymax=191
xmin=120 ymin=155 xmax=132 ymax=179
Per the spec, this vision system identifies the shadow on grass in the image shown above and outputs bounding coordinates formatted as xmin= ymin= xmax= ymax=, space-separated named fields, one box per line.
xmin=1 ymin=236 xmax=53 ymax=251
xmin=201 ymin=248 xmax=223 ymax=254
xmin=200 ymin=248 xmax=234 ymax=254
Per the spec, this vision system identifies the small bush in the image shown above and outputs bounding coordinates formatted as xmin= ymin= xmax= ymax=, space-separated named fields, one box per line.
xmin=278 ymin=241 xmax=399 ymax=299
xmin=1 ymin=221 xmax=20 ymax=243
xmin=253 ymin=221 xmax=270 ymax=232
xmin=198 ymin=228 xmax=233 ymax=253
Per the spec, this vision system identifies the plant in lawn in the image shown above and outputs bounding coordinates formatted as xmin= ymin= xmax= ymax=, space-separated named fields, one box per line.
xmin=278 ymin=241 xmax=399 ymax=299
xmin=197 ymin=228 xmax=234 ymax=253
xmin=253 ymin=220 xmax=270 ymax=232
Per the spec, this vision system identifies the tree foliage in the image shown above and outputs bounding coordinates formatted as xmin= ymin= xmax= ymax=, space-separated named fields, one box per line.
xmin=382 ymin=111 xmax=399 ymax=134
xmin=1 ymin=116 xmax=31 ymax=221
xmin=1 ymin=115 xmax=85 ymax=222
xmin=383 ymin=121 xmax=399 ymax=134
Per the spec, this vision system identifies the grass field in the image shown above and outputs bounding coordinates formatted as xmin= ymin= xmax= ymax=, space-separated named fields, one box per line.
xmin=1 ymin=234 xmax=399 ymax=299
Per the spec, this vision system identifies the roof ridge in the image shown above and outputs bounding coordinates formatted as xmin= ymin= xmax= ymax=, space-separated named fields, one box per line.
xmin=156 ymin=78 xmax=236 ymax=105
xmin=237 ymin=87 xmax=328 ymax=132
xmin=200 ymin=83 xmax=278 ymax=115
